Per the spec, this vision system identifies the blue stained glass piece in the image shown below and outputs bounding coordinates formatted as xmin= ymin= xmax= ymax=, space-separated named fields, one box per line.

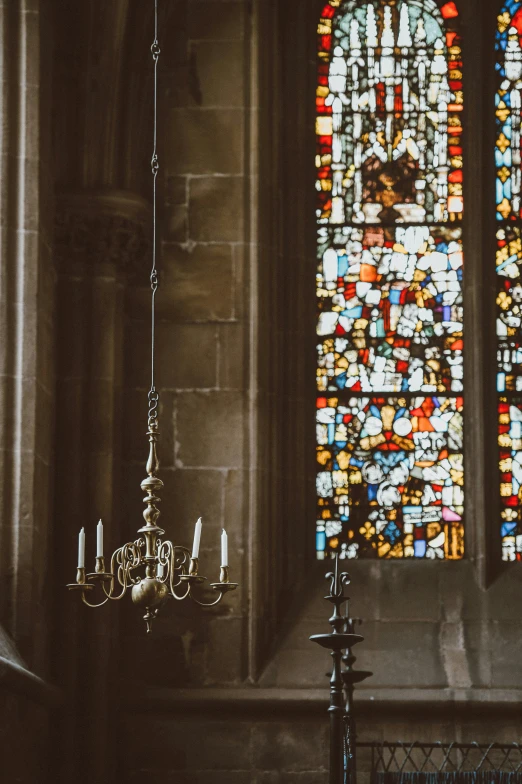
xmin=510 ymin=421 xmax=522 ymax=438
xmin=497 ymin=179 xmax=504 ymax=206
xmin=384 ymin=521 xmax=401 ymax=544
xmin=414 ymin=540 xmax=427 ymax=558
xmin=316 ymin=531 xmax=327 ymax=552
xmin=498 ymin=373 xmax=506 ymax=393
xmin=502 ymin=522 xmax=518 ymax=538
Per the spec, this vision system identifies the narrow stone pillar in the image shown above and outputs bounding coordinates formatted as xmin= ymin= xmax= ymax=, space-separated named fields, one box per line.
xmin=0 ymin=0 xmax=55 ymax=673
xmin=53 ymin=189 xmax=149 ymax=784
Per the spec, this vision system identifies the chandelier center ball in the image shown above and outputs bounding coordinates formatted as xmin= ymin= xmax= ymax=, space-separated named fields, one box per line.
xmin=131 ymin=577 xmax=169 ymax=609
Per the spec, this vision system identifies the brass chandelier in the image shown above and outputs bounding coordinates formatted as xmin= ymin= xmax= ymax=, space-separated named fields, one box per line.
xmin=67 ymin=0 xmax=237 ymax=632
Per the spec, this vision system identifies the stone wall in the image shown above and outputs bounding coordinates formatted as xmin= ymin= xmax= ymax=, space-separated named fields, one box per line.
xmin=0 ymin=0 xmax=516 ymax=782
xmin=115 ymin=0 xmax=522 ymax=779
xmin=119 ymin=0 xmax=253 ymax=686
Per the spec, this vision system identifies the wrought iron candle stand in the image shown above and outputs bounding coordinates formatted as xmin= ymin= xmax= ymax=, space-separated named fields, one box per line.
xmin=341 ymin=615 xmax=373 ymax=784
xmin=310 ymin=555 xmax=364 ymax=784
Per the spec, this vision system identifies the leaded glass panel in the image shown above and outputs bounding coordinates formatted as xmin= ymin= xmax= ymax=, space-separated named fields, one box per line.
xmin=496 ymin=2 xmax=522 ymax=559
xmin=315 ymin=0 xmax=464 ymax=559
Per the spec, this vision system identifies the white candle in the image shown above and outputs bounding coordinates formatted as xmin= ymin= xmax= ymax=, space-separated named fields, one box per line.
xmin=78 ymin=527 xmax=85 ymax=569
xmin=221 ymin=529 xmax=228 ymax=567
xmin=157 ymin=561 xmax=164 ymax=579
xmin=192 ymin=517 xmax=202 ymax=559
xmin=96 ymin=519 xmax=104 ymax=558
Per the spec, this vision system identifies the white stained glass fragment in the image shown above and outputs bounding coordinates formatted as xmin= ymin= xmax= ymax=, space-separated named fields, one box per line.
xmin=393 ymin=416 xmax=413 ymax=436
xmin=366 ymin=4 xmax=378 ymax=48
xmin=362 ymin=461 xmax=384 ymax=484
xmin=364 ymin=416 xmax=383 ymax=436
xmin=397 ymin=3 xmax=413 ymax=48
xmin=326 ymin=521 xmax=343 ymax=537
xmin=323 ymin=248 xmax=338 ymax=282
xmin=317 ymin=472 xmax=333 ymax=498
xmin=317 ymin=406 xmax=335 ymax=425
xmin=505 ymin=27 xmax=522 ymax=83
xmin=317 ymin=312 xmax=338 ymax=336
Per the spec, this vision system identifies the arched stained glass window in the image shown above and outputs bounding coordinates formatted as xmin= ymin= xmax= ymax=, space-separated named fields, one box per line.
xmin=315 ymin=0 xmax=464 ymax=560
xmin=496 ymin=2 xmax=522 ymax=561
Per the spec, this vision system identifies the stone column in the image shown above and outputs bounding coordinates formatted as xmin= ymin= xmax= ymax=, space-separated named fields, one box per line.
xmin=53 ymin=189 xmax=149 ymax=784
xmin=0 ymin=0 xmax=54 ymax=672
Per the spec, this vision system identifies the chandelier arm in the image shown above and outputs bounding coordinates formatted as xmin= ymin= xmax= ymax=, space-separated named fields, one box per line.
xmin=81 ymin=592 xmax=111 ymax=609
xmin=157 ymin=540 xmax=172 ymax=583
xmin=188 ymin=591 xmax=225 ymax=608
xmin=168 ymin=546 xmax=190 ymax=594
xmin=170 ymin=583 xmax=192 ymax=601
xmin=104 ymin=543 xmax=141 ymax=599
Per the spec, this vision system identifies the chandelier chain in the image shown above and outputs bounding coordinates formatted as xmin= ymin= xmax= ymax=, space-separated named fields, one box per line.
xmin=149 ymin=0 xmax=160 ymax=428
xmin=66 ymin=0 xmax=238 ymax=633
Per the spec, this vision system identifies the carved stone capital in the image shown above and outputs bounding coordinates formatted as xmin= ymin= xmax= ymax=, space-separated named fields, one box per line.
xmin=55 ymin=189 xmax=151 ymax=277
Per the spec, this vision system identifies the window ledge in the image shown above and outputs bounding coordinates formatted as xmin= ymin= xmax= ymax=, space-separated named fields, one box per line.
xmin=120 ymin=686 xmax=522 ymax=716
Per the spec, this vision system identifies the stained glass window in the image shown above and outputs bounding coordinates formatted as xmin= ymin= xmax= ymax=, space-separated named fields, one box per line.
xmin=315 ymin=0 xmax=464 ymax=559
xmin=496 ymin=2 xmax=522 ymax=560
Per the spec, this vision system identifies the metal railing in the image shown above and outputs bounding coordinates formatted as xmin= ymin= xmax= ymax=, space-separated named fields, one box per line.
xmin=360 ymin=743 xmax=522 ymax=776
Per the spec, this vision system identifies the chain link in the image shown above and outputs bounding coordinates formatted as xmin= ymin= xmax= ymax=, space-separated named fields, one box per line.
xmin=149 ymin=0 xmax=160 ymax=426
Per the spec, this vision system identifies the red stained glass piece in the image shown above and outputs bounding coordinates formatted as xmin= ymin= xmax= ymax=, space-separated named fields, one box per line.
xmin=441 ymin=2 xmax=459 ymax=19
xmin=319 ymin=35 xmax=332 ymax=51
xmin=317 ymin=398 xmax=327 ymax=409
xmin=446 ymin=31 xmax=457 ymax=47
xmin=449 ymin=170 xmax=463 ymax=183
xmin=321 ymin=4 xmax=335 ymax=19
xmin=512 ymin=8 xmax=522 ymax=35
